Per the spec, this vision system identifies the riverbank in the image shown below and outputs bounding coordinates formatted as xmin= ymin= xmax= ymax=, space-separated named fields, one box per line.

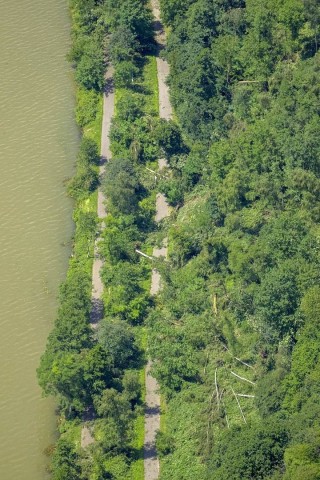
xmin=0 ymin=0 xmax=79 ymax=478
xmin=38 ymin=1 xmax=160 ymax=478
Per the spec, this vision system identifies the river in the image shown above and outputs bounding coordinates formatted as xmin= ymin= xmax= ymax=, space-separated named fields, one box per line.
xmin=0 ymin=0 xmax=78 ymax=478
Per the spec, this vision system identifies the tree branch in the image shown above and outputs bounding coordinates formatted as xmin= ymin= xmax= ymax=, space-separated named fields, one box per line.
xmin=231 ymin=370 xmax=255 ymax=386
xmin=231 ymin=387 xmax=247 ymax=424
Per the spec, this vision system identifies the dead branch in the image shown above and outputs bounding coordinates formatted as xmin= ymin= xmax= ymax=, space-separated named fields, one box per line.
xmin=231 ymin=370 xmax=256 ymax=386
xmin=145 ymin=166 xmax=168 ymax=180
xmin=225 ymin=414 xmax=230 ymax=429
xmin=206 ymin=419 xmax=210 ymax=449
xmin=213 ymin=293 xmax=218 ymax=315
xmin=215 ymin=368 xmax=220 ymax=410
xmin=135 ymin=249 xmax=153 ymax=261
xmin=220 ymin=395 xmax=230 ymax=429
xmin=231 ymin=387 xmax=247 ymax=424
xmin=234 ymin=356 xmax=254 ymax=369
xmin=219 ymin=388 xmax=225 ymax=403
xmin=236 ymin=394 xmax=255 ymax=398
xmin=221 ymin=344 xmax=254 ymax=369
xmin=238 ymin=80 xmax=264 ymax=84
xmin=203 ymin=351 xmax=209 ymax=376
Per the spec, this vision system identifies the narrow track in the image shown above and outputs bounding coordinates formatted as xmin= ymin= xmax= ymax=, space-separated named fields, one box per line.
xmin=90 ymin=67 xmax=115 ymax=329
xmin=144 ymin=2 xmax=172 ymax=478
xmin=81 ymin=68 xmax=115 ymax=449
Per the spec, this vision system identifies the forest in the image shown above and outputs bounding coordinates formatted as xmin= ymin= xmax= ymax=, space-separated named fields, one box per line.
xmin=38 ymin=0 xmax=320 ymax=479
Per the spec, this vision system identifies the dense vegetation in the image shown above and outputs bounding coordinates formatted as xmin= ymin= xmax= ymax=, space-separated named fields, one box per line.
xmin=38 ymin=0 xmax=320 ymax=479
xmin=149 ymin=0 xmax=320 ymax=479
xmin=38 ymin=1 xmax=157 ymax=478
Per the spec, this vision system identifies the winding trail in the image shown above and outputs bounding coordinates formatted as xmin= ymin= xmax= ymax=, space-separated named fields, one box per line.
xmin=144 ymin=2 xmax=172 ymax=479
xmin=81 ymin=68 xmax=115 ymax=449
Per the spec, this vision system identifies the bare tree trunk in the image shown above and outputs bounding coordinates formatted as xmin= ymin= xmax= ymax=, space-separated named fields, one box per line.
xmin=231 ymin=370 xmax=255 ymax=386
xmin=231 ymin=388 xmax=247 ymax=424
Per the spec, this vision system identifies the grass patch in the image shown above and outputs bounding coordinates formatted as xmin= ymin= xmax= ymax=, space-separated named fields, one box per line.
xmin=143 ymin=56 xmax=159 ymax=116
xmin=83 ymin=95 xmax=103 ymax=146
xmin=59 ymin=419 xmax=82 ymax=449
xmin=114 ymin=55 xmax=158 ymax=117
xmin=131 ymin=411 xmax=145 ymax=479
xmin=66 ymin=87 xmax=103 ymax=278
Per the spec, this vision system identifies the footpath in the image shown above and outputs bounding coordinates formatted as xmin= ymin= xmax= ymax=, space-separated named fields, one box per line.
xmin=144 ymin=2 xmax=172 ymax=479
xmin=81 ymin=68 xmax=115 ymax=449
xmin=80 ymin=3 xmax=173 ymax=471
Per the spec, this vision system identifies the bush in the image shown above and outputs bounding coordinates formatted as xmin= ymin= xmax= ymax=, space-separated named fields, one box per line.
xmin=76 ymin=88 xmax=100 ymax=127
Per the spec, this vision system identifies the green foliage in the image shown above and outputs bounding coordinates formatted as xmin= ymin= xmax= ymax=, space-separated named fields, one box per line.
xmin=51 ymin=438 xmax=81 ymax=480
xmin=39 ymin=1 xmax=153 ymax=478
xmin=122 ymin=370 xmax=141 ymax=402
xmin=115 ymin=92 xmax=143 ymax=122
xmin=67 ymin=137 xmax=100 ymax=200
xmin=99 ymin=214 xmax=141 ymax=264
xmin=94 ymin=388 xmax=135 ymax=452
xmin=283 ymin=437 xmax=320 ymax=479
xmin=41 ymin=0 xmax=320 ymax=478
xmin=255 ymin=369 xmax=286 ymax=418
xmin=103 ymin=455 xmax=131 ymax=480
xmin=160 ymin=0 xmax=195 ymax=25
xmin=156 ymin=431 xmax=174 ymax=458
xmin=154 ymin=119 xmax=186 ymax=158
xmin=109 ymin=26 xmax=139 ymax=63
xmin=114 ymin=61 xmax=140 ymax=88
xmin=209 ymin=420 xmax=289 ymax=480
xmin=97 ymin=319 xmax=138 ymax=368
xmin=75 ymin=42 xmax=105 ymax=91
xmin=108 ymin=0 xmax=154 ymax=50
xmin=161 ymin=0 xmax=320 ymax=140
xmin=103 ymin=157 xmax=141 ymax=215
xmin=254 ymin=261 xmax=300 ymax=337
xmin=147 ymin=2 xmax=320 ymax=479
xmin=76 ymin=88 xmax=100 ymax=127
xmin=69 ymin=6 xmax=106 ymax=91
xmin=102 ymin=261 xmax=150 ymax=324
xmin=157 ymin=385 xmax=207 ymax=480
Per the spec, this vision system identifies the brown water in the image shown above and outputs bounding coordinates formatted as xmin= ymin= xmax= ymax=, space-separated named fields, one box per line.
xmin=0 ymin=1 xmax=78 ymax=478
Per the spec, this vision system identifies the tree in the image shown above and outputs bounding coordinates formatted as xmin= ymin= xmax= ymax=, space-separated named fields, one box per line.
xmin=97 ymin=319 xmax=137 ymax=369
xmin=76 ymin=88 xmax=100 ymax=127
xmin=78 ymin=137 xmax=100 ymax=166
xmin=209 ymin=420 xmax=288 ymax=480
xmin=101 ymin=261 xmax=150 ymax=323
xmin=254 ymin=261 xmax=300 ymax=337
xmin=75 ymin=40 xmax=105 ymax=91
xmin=154 ymin=119 xmax=186 ymax=158
xmin=103 ymin=157 xmax=140 ymax=214
xmin=122 ymin=370 xmax=141 ymax=402
xmin=94 ymin=389 xmax=134 ymax=452
xmin=284 ymin=443 xmax=320 ymax=479
xmin=109 ymin=26 xmax=139 ymax=63
xmin=113 ymin=60 xmax=139 ymax=88
xmin=117 ymin=0 xmax=154 ymax=49
xmin=51 ymin=438 xmax=81 ymax=480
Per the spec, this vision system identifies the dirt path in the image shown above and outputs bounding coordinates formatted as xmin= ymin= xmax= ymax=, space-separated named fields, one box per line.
xmin=145 ymin=2 xmax=171 ymax=478
xmin=90 ymin=67 xmax=115 ymax=329
xmin=81 ymin=67 xmax=115 ymax=449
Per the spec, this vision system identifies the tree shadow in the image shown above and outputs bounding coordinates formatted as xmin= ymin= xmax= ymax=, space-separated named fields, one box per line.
xmin=104 ymin=76 xmax=114 ymax=95
xmin=90 ymin=298 xmax=104 ymax=326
